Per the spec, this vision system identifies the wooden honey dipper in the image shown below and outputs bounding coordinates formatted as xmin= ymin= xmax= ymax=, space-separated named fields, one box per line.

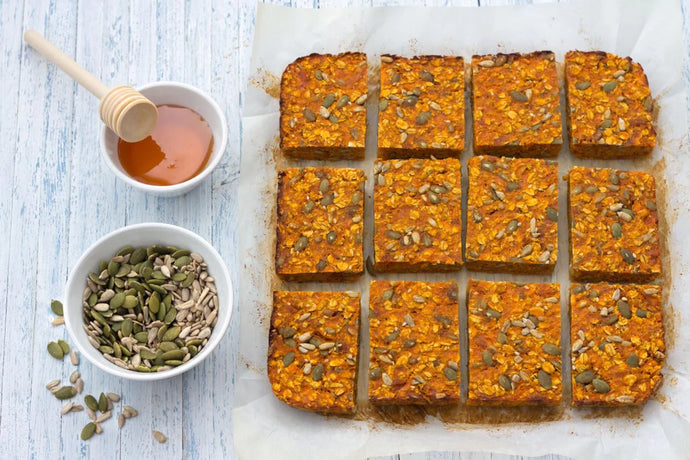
xmin=24 ymin=30 xmax=158 ymax=143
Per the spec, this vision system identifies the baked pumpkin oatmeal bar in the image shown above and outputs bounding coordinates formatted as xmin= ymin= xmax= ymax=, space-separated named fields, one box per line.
xmin=565 ymin=51 xmax=655 ymax=158
xmin=368 ymin=281 xmax=460 ymax=405
xmin=280 ymin=52 xmax=368 ymax=160
xmin=276 ymin=167 xmax=365 ymax=281
xmin=465 ymin=156 xmax=558 ymax=274
xmin=472 ymin=51 xmax=562 ymax=158
xmin=378 ymin=55 xmax=465 ymax=159
xmin=268 ymin=291 xmax=360 ymax=414
xmin=570 ymin=283 xmax=664 ymax=405
xmin=568 ymin=166 xmax=661 ymax=282
xmin=467 ymin=280 xmax=562 ymax=406
xmin=373 ymin=158 xmax=463 ymax=272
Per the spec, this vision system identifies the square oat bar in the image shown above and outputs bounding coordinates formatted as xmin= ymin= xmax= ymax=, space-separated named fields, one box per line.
xmin=565 ymin=51 xmax=656 ymax=158
xmin=268 ymin=291 xmax=361 ymax=414
xmin=378 ymin=55 xmax=465 ymax=159
xmin=276 ymin=167 xmax=365 ymax=281
xmin=568 ymin=166 xmax=661 ymax=282
xmin=570 ymin=283 xmax=664 ymax=405
xmin=368 ymin=280 xmax=460 ymax=405
xmin=465 ymin=156 xmax=558 ymax=274
xmin=373 ymin=158 xmax=463 ymax=272
xmin=280 ymin=52 xmax=367 ymax=160
xmin=472 ymin=51 xmax=562 ymax=158
xmin=467 ymin=280 xmax=562 ymax=406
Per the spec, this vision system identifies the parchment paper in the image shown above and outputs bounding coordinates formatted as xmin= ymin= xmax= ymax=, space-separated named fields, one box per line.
xmin=233 ymin=1 xmax=690 ymax=458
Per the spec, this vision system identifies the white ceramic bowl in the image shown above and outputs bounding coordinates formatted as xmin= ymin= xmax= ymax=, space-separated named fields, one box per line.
xmin=64 ymin=223 xmax=232 ymax=381
xmin=101 ymin=81 xmax=228 ymax=196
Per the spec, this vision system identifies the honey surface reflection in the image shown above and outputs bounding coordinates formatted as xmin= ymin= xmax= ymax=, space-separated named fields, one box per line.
xmin=118 ymin=105 xmax=214 ymax=186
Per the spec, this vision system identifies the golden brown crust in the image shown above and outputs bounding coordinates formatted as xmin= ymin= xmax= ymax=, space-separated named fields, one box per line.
xmin=276 ymin=167 xmax=365 ymax=281
xmin=467 ymin=280 xmax=562 ymax=406
xmin=373 ymin=158 xmax=463 ymax=272
xmin=568 ymin=166 xmax=661 ymax=282
xmin=280 ymin=52 xmax=367 ymax=160
xmin=565 ymin=51 xmax=655 ymax=159
xmin=368 ymin=281 xmax=460 ymax=405
xmin=268 ymin=291 xmax=360 ymax=414
xmin=465 ymin=156 xmax=558 ymax=274
xmin=570 ymin=283 xmax=664 ymax=406
xmin=471 ymin=51 xmax=562 ymax=158
xmin=377 ymin=55 xmax=465 ymax=159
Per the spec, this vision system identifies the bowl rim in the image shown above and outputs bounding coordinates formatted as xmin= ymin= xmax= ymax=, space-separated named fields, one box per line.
xmin=100 ymin=80 xmax=228 ymax=194
xmin=64 ymin=222 xmax=233 ymax=381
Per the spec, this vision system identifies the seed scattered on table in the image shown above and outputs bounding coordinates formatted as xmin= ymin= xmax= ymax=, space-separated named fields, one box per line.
xmin=152 ymin=430 xmax=167 ymax=443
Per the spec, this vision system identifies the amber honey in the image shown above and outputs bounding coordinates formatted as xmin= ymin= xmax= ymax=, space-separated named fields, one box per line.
xmin=118 ymin=105 xmax=214 ymax=186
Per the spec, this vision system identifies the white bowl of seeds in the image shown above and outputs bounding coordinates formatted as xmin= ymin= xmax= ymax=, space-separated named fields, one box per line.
xmin=64 ymin=223 xmax=232 ymax=381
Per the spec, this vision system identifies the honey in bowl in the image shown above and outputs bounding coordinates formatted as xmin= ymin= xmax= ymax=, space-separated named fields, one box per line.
xmin=118 ymin=105 xmax=214 ymax=186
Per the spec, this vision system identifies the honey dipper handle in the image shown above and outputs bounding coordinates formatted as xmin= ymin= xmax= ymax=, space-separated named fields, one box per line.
xmin=24 ymin=30 xmax=109 ymax=99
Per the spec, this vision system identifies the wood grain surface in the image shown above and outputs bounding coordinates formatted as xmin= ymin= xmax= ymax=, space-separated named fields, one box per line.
xmin=0 ymin=0 xmax=687 ymax=459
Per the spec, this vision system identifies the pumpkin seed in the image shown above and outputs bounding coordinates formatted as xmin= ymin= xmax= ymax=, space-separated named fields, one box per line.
xmin=486 ymin=308 xmax=502 ymax=319
xmin=303 ymin=108 xmax=316 ymax=122
xmin=497 ymin=332 xmax=508 ymax=344
xmin=336 ymin=95 xmax=349 ymax=108
xmin=55 ymin=386 xmax=77 ymax=400
xmin=599 ymin=119 xmax=613 ymax=130
xmin=575 ymin=370 xmax=595 ymax=384
xmin=575 ymin=81 xmax=591 ymax=90
xmin=282 ymin=352 xmax=295 ymax=367
xmin=51 ymin=300 xmax=63 ymax=316
xmin=47 ymin=342 xmax=64 ymax=359
xmin=643 ymin=95 xmax=653 ymax=112
xmin=617 ymin=300 xmax=632 ymax=319
xmin=592 ymin=378 xmax=610 ymax=393
xmin=506 ymin=220 xmax=518 ymax=233
xmin=322 ymin=94 xmax=336 ymax=108
xmin=636 ymin=309 xmax=648 ymax=318
xmin=294 ymin=236 xmax=309 ymax=252
xmin=626 ymin=353 xmax=639 ymax=367
xmin=312 ymin=363 xmax=324 ymax=381
xmin=415 ymin=111 xmax=431 ymax=125
xmin=602 ymin=80 xmax=618 ymax=93
xmin=83 ymin=394 xmax=97 ymax=410
xmin=379 ymin=99 xmax=388 ymax=111
xmin=98 ymin=393 xmax=107 ymax=412
xmin=537 ymin=370 xmax=552 ymax=389
xmin=482 ymin=349 xmax=494 ymax=366
xmin=58 ymin=339 xmax=70 ymax=354
xmin=611 ymin=222 xmax=623 ymax=239
xmin=510 ymin=90 xmax=528 ymax=102
xmin=546 ymin=207 xmax=558 ymax=221
xmin=498 ymin=374 xmax=512 ymax=391
xmin=443 ymin=367 xmax=458 ymax=381
xmin=542 ymin=343 xmax=560 ymax=356
xmin=620 ymin=248 xmax=636 ymax=264
xmin=81 ymin=422 xmax=96 ymax=440
xmin=506 ymin=181 xmax=519 ymax=192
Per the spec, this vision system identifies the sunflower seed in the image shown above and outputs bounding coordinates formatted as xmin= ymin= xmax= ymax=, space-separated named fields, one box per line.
xmin=152 ymin=430 xmax=167 ymax=443
xmin=118 ymin=414 xmax=126 ymax=428
xmin=382 ymin=373 xmax=393 ymax=386
xmin=70 ymin=350 xmax=79 ymax=366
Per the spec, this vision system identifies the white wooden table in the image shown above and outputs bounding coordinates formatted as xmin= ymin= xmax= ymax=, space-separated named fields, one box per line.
xmin=0 ymin=0 xmax=687 ymax=459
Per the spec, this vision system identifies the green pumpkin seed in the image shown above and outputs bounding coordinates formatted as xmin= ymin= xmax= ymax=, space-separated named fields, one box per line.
xmin=129 ymin=247 xmax=147 ymax=265
xmin=498 ymin=374 xmax=512 ymax=391
xmin=497 ymin=332 xmax=508 ymax=344
xmin=506 ymin=181 xmax=519 ymax=192
xmin=55 ymin=386 xmax=77 ymax=400
xmin=51 ymin=300 xmax=63 ymax=316
xmin=81 ymin=422 xmax=96 ymax=440
xmin=320 ymin=193 xmax=334 ymax=206
xmin=415 ymin=111 xmax=431 ymax=125
xmin=163 ymin=327 xmax=181 ymax=342
xmin=592 ymin=378 xmax=610 ymax=393
xmin=538 ymin=370 xmax=552 ymax=389
xmin=486 ymin=308 xmax=502 ymax=319
xmin=626 ymin=353 xmax=639 ymax=368
xmin=98 ymin=392 xmax=108 ymax=411
xmin=322 ymin=94 xmax=336 ymax=108
xmin=282 ymin=352 xmax=295 ymax=367
xmin=326 ymin=231 xmax=337 ymax=244
xmin=123 ymin=295 xmax=138 ymax=309
xmin=116 ymin=246 xmax=134 ymax=257
xmin=312 ymin=363 xmax=324 ymax=381
xmin=319 ymin=179 xmax=330 ymax=194
xmin=107 ymin=260 xmax=120 ymax=277
xmin=507 ymin=220 xmax=519 ymax=233
xmin=636 ymin=309 xmax=648 ymax=318
xmin=510 ymin=90 xmax=528 ymax=102
xmin=148 ymin=292 xmax=160 ymax=314
xmin=279 ymin=326 xmax=296 ymax=339
xmin=58 ymin=339 xmax=70 ymax=354
xmin=336 ymin=95 xmax=349 ymax=108
xmin=617 ymin=300 xmax=632 ymax=319
xmin=134 ymin=331 xmax=148 ymax=343
xmin=482 ymin=349 xmax=494 ymax=367
xmin=575 ymin=370 xmax=595 ymax=385
xmin=173 ymin=256 xmax=191 ymax=268
xmin=294 ymin=236 xmax=309 ymax=252
xmin=542 ymin=343 xmax=560 ymax=356
xmin=165 ymin=360 xmax=184 ymax=366
xmin=303 ymin=108 xmax=316 ymax=122
xmin=379 ymin=99 xmax=388 ymax=111
xmin=159 ymin=349 xmax=185 ymax=361
xmin=575 ymin=81 xmax=591 ymax=90
xmin=84 ymin=394 xmax=98 ymax=411
xmin=159 ymin=341 xmax=178 ymax=352
xmin=386 ymin=230 xmax=401 ymax=240
xmin=140 ymin=349 xmax=158 ymax=360
xmin=369 ymin=368 xmax=381 ymax=380
xmin=599 ymin=119 xmax=613 ymax=130
xmin=611 ymin=222 xmax=623 ymax=239
xmin=546 ymin=207 xmax=558 ymax=221
xmin=602 ymin=80 xmax=618 ymax=93
xmin=420 ymin=70 xmax=434 ymax=82
xmin=47 ymin=342 xmax=64 ymax=359
xmin=443 ymin=367 xmax=458 ymax=381
xmin=385 ymin=331 xmax=399 ymax=343
xmin=620 ymin=248 xmax=636 ymax=264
